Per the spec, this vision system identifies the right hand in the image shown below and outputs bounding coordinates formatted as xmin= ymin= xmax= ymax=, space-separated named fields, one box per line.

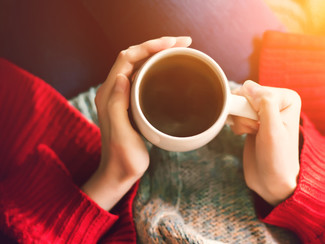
xmin=230 ymin=80 xmax=301 ymax=206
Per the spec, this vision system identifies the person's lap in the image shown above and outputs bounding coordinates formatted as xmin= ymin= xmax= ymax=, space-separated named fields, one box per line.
xmin=69 ymin=85 xmax=299 ymax=243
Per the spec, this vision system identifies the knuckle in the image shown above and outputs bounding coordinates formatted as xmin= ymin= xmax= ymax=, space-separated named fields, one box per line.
xmin=118 ymin=50 xmax=128 ymax=60
xmin=118 ymin=48 xmax=133 ymax=61
xmin=94 ymin=88 xmax=102 ymax=109
xmin=259 ymin=91 xmax=277 ymax=109
xmin=288 ymin=90 xmax=302 ymax=108
xmin=260 ymin=89 xmax=275 ymax=103
xmin=94 ymin=98 xmax=103 ymax=118
xmin=128 ymin=45 xmax=137 ymax=49
xmin=94 ymin=86 xmax=107 ymax=118
xmin=94 ymin=93 xmax=100 ymax=107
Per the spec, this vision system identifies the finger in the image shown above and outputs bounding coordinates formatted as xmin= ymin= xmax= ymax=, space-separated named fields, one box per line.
xmin=242 ymin=135 xmax=260 ymax=192
xmin=107 ymin=74 xmax=135 ymax=142
xmin=230 ymin=115 xmax=259 ymax=135
xmin=95 ymin=84 xmax=110 ymax=145
xmin=125 ymin=36 xmax=192 ymax=63
xmin=172 ymin=36 xmax=193 ymax=47
xmin=107 ymin=74 xmax=130 ymax=126
xmin=99 ymin=36 xmax=192 ymax=107
xmin=112 ymin=36 xmax=192 ymax=78
xmin=241 ymin=80 xmax=284 ymax=133
xmin=129 ymin=36 xmax=193 ymax=74
xmin=231 ymin=86 xmax=242 ymax=96
xmin=231 ymin=124 xmax=258 ymax=135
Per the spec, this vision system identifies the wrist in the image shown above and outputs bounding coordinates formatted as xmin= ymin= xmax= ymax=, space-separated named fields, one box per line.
xmin=81 ymin=168 xmax=137 ymax=211
xmin=262 ymin=177 xmax=298 ymax=206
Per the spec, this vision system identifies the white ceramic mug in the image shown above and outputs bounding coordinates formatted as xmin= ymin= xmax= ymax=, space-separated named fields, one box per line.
xmin=131 ymin=47 xmax=257 ymax=152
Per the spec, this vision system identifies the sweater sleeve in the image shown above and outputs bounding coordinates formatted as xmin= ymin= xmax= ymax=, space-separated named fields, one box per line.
xmin=258 ymin=30 xmax=325 ymax=136
xmin=256 ymin=30 xmax=325 ymax=243
xmin=0 ymin=58 xmax=138 ymax=243
xmin=255 ymin=114 xmax=325 ymax=243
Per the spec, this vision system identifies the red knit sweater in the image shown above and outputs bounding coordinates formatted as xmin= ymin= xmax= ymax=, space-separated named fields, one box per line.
xmin=257 ymin=31 xmax=325 ymax=243
xmin=1 ymin=31 xmax=325 ymax=244
xmin=0 ymin=58 xmax=138 ymax=243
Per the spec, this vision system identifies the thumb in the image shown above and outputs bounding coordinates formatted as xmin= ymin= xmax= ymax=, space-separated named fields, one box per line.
xmin=241 ymin=80 xmax=283 ymax=131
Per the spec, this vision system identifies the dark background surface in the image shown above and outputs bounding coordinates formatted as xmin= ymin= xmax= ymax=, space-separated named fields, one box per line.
xmin=0 ymin=0 xmax=114 ymax=99
xmin=0 ymin=0 xmax=285 ymax=99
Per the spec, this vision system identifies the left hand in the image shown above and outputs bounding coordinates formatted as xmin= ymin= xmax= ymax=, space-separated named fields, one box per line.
xmin=82 ymin=36 xmax=192 ymax=210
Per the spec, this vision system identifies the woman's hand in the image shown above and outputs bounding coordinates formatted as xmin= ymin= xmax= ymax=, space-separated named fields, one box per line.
xmin=82 ymin=36 xmax=192 ymax=210
xmin=231 ymin=80 xmax=301 ymax=206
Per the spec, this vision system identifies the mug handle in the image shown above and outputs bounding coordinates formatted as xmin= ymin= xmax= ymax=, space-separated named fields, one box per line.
xmin=228 ymin=94 xmax=258 ymax=120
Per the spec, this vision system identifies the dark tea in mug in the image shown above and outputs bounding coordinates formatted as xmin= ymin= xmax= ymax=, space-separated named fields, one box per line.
xmin=139 ymin=54 xmax=224 ymax=137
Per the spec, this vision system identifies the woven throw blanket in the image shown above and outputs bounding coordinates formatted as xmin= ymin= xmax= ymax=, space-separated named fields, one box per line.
xmin=69 ymin=83 xmax=300 ymax=244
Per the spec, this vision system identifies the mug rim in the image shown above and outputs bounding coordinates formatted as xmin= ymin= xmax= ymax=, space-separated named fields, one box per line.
xmin=131 ymin=47 xmax=230 ymax=149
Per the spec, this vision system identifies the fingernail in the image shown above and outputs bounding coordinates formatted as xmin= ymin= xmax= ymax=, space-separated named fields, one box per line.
xmin=114 ymin=74 xmax=128 ymax=93
xmin=179 ymin=36 xmax=192 ymax=46
xmin=161 ymin=36 xmax=177 ymax=46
